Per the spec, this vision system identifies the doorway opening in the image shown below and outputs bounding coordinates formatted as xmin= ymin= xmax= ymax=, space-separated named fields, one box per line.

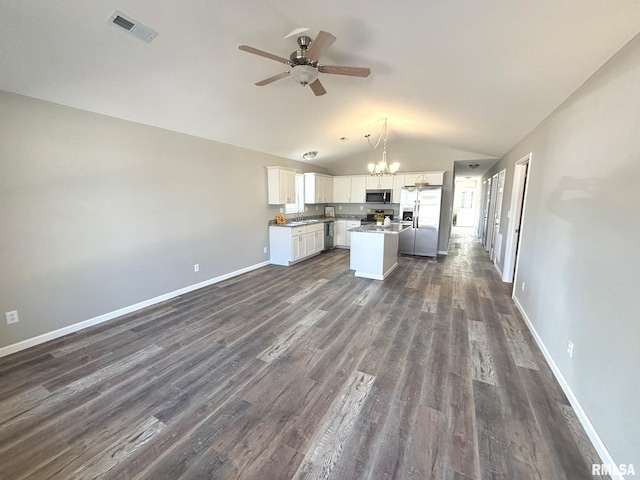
xmin=452 ymin=179 xmax=479 ymax=229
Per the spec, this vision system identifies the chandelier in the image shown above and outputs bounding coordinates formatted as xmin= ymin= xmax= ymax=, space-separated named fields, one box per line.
xmin=367 ymin=118 xmax=400 ymax=176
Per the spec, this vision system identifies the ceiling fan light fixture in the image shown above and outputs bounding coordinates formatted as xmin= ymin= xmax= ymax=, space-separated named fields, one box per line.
xmin=290 ymin=65 xmax=319 ymax=86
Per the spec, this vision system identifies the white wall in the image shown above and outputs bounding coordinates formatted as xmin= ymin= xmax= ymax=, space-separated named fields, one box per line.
xmin=0 ymin=91 xmax=324 ymax=351
xmin=483 ymin=34 xmax=640 ymax=467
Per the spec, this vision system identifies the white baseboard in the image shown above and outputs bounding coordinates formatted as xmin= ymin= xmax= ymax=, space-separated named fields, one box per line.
xmin=511 ymin=295 xmax=622 ymax=480
xmin=493 ymin=261 xmax=503 ymax=279
xmin=0 ymin=261 xmax=270 ymax=359
xmin=438 ymin=250 xmax=448 ymax=255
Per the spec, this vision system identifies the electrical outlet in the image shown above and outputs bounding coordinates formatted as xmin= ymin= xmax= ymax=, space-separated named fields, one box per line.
xmin=315 ymin=206 xmax=319 ymax=210
xmin=339 ymin=206 xmax=342 ymax=210
xmin=6 ymin=310 xmax=19 ymax=325
xmin=263 ymin=247 xmax=267 ymax=253
xmin=567 ymin=340 xmax=574 ymax=358
xmin=521 ymin=281 xmax=525 ymax=292
xmin=193 ymin=264 xmax=199 ymax=272
xmin=279 ymin=208 xmax=284 ymax=213
xmin=360 ymin=205 xmax=364 ymax=210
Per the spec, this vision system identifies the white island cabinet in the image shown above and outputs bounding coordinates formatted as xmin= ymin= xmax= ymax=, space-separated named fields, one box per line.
xmin=269 ymin=223 xmax=324 ymax=266
xmin=349 ymin=224 xmax=409 ymax=280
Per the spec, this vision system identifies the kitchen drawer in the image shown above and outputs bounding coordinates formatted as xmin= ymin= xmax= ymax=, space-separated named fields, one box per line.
xmin=291 ymin=226 xmax=308 ymax=236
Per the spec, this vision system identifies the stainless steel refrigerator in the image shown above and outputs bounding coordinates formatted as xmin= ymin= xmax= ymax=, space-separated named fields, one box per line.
xmin=399 ymin=186 xmax=442 ymax=257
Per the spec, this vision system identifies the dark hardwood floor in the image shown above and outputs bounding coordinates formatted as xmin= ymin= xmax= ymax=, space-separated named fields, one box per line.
xmin=0 ymin=228 xmax=606 ymax=479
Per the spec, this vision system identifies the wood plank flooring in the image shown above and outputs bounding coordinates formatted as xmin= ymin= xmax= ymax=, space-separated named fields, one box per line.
xmin=0 ymin=228 xmax=606 ymax=479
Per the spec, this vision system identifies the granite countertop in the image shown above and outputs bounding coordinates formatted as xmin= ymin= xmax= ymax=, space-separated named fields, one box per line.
xmin=269 ymin=217 xmax=335 ymax=227
xmin=349 ymin=223 xmax=410 ymax=234
xmin=269 ymin=215 xmax=371 ymax=227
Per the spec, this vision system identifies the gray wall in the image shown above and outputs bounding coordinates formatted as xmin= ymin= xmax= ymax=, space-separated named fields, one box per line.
xmin=483 ymin=35 xmax=640 ymax=466
xmin=0 ymin=91 xmax=324 ymax=349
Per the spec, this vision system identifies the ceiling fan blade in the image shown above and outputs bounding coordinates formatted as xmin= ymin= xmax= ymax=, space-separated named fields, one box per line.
xmin=255 ymin=71 xmax=290 ymax=86
xmin=306 ymin=31 xmax=336 ymax=62
xmin=309 ymin=79 xmax=327 ymax=96
xmin=238 ymin=45 xmax=290 ymax=64
xmin=319 ymin=65 xmax=371 ymax=77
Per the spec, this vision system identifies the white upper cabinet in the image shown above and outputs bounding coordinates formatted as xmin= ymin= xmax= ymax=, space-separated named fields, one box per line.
xmin=333 ymin=176 xmax=366 ymax=203
xmin=323 ymin=175 xmax=333 ymax=203
xmin=350 ymin=176 xmax=367 ymax=203
xmin=392 ymin=175 xmax=406 ymax=203
xmin=333 ymin=176 xmax=351 ymax=203
xmin=266 ymin=166 xmax=296 ymax=204
xmin=424 ymin=171 xmax=445 ymax=185
xmin=404 ymin=171 xmax=444 ymax=186
xmin=365 ymin=176 xmax=393 ymax=190
xmin=304 ymin=173 xmax=334 ymax=203
xmin=317 ymin=171 xmax=444 ymax=205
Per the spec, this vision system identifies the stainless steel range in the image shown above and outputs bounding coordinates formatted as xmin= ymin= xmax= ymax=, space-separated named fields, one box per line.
xmin=365 ymin=209 xmax=394 ymax=223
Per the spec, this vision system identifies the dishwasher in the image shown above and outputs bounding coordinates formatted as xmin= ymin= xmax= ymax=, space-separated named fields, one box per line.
xmin=323 ymin=221 xmax=335 ymax=251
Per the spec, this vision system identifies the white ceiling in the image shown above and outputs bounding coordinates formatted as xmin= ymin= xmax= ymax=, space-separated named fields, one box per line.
xmin=1 ymin=1 xmax=639 ymax=170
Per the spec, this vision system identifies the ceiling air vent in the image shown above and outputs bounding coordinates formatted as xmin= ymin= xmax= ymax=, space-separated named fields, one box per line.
xmin=108 ymin=11 xmax=158 ymax=43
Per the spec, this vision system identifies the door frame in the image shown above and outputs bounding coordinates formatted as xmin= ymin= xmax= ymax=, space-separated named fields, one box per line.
xmin=481 ymin=178 xmax=492 ymax=247
xmin=490 ymin=169 xmax=506 ymax=264
xmin=503 ymin=153 xmax=532 ymax=284
xmin=485 ymin=173 xmax=499 ymax=252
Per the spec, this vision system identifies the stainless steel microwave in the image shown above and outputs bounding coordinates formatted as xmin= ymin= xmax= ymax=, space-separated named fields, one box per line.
xmin=365 ymin=189 xmax=392 ymax=203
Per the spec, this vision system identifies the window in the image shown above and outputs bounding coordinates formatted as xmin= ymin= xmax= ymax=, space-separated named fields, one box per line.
xmin=285 ymin=174 xmax=305 ymax=214
xmin=461 ymin=190 xmax=475 ymax=209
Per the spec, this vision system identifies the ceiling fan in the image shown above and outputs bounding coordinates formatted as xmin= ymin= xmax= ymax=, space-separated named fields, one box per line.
xmin=238 ymin=31 xmax=371 ymax=96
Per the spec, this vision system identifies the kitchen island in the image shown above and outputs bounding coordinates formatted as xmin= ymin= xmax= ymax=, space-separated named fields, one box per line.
xmin=349 ymin=223 xmax=410 ymax=280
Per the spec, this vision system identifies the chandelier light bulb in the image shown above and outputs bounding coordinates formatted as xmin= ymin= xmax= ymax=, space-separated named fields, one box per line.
xmin=366 ymin=118 xmax=400 ymax=177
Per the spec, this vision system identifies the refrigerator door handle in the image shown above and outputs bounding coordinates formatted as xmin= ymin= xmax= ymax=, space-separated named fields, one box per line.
xmin=414 ymin=201 xmax=419 ymax=229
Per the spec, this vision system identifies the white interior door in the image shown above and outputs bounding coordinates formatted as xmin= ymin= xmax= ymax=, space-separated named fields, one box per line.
xmin=456 ymin=188 xmax=476 ymax=227
xmin=503 ymin=153 xmax=532 ymax=284
xmin=485 ymin=175 xmax=498 ymax=251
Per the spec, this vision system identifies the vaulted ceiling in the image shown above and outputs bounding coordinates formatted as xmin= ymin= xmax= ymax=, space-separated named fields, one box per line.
xmin=2 ymin=1 xmax=639 ymax=173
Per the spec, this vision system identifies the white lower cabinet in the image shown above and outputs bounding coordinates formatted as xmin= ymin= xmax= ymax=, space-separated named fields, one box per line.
xmin=270 ymin=223 xmax=325 ymax=266
xmin=335 ymin=219 xmax=361 ymax=248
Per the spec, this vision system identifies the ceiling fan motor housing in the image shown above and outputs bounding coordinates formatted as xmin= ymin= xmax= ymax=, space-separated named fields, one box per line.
xmin=290 ymin=35 xmax=317 ymax=66
xmin=290 ymin=50 xmax=310 ymax=65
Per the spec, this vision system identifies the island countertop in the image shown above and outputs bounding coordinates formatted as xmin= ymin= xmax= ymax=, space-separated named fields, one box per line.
xmin=349 ymin=223 xmax=410 ymax=234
